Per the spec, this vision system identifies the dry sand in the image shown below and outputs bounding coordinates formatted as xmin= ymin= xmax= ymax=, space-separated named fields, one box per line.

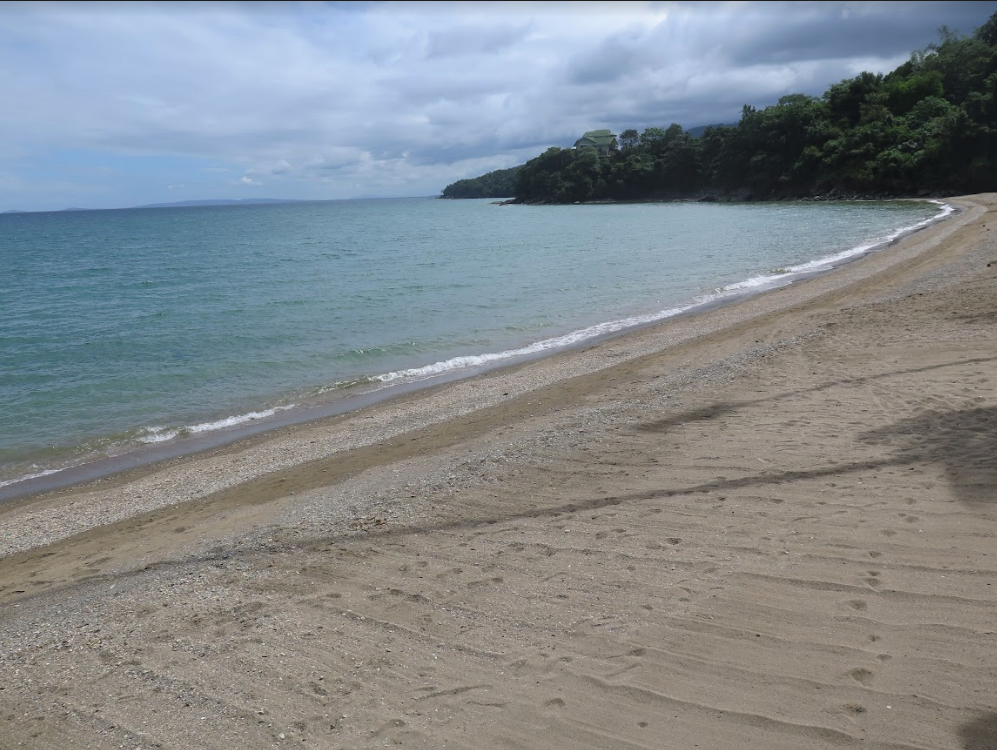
xmin=1 ymin=195 xmax=995 ymax=750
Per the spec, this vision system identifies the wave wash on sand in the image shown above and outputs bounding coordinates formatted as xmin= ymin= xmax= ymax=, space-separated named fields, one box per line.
xmin=0 ymin=194 xmax=995 ymax=750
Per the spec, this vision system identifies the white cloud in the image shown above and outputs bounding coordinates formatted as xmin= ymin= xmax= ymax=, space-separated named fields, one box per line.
xmin=0 ymin=0 xmax=995 ymax=210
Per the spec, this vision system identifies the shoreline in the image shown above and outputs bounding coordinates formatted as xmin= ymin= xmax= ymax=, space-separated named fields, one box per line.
xmin=0 ymin=198 xmax=954 ymax=505
xmin=495 ymin=190 xmax=962 ymax=206
xmin=0 ymin=197 xmax=978 ymax=548
xmin=1 ymin=194 xmax=995 ymax=749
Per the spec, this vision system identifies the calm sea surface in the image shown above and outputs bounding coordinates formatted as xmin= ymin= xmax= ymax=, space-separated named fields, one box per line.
xmin=0 ymin=197 xmax=947 ymax=494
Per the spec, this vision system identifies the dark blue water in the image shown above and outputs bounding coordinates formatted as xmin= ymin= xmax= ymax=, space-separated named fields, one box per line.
xmin=0 ymin=197 xmax=947 ymax=489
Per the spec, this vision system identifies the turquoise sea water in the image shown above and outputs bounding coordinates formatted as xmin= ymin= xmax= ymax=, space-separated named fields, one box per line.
xmin=0 ymin=197 xmax=947 ymax=496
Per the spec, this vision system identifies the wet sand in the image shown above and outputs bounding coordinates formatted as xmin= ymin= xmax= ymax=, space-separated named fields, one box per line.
xmin=1 ymin=194 xmax=995 ymax=749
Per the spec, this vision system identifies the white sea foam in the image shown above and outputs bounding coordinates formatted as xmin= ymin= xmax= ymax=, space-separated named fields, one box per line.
xmin=374 ymin=303 xmax=694 ymax=384
xmin=137 ymin=405 xmax=295 ymax=444
xmin=187 ymin=406 xmax=296 ymax=433
xmin=137 ymin=426 xmax=181 ymax=444
xmin=0 ymin=467 xmax=65 ymax=489
xmin=0 ymin=406 xmax=299 ymax=491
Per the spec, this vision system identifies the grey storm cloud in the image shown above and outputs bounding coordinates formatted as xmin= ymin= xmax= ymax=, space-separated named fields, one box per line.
xmin=719 ymin=1 xmax=997 ymax=65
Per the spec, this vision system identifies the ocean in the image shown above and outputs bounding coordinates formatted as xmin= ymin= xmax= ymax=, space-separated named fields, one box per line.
xmin=0 ymin=197 xmax=948 ymax=498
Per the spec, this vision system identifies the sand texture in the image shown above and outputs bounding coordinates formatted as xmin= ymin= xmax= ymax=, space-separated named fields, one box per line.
xmin=1 ymin=195 xmax=996 ymax=750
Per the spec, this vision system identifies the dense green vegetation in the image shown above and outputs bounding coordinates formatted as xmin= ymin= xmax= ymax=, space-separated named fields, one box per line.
xmin=440 ymin=166 xmax=520 ymax=199
xmin=445 ymin=14 xmax=997 ymax=203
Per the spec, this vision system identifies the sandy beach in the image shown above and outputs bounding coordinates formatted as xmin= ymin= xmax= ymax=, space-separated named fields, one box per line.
xmin=1 ymin=194 xmax=995 ymax=750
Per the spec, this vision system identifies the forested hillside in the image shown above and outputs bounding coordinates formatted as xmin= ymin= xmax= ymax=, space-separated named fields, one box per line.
xmin=444 ymin=13 xmax=997 ymax=203
xmin=440 ymin=166 xmax=520 ymax=199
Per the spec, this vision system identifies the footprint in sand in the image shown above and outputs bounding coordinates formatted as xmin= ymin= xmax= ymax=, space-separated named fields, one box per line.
xmin=848 ymin=667 xmax=875 ymax=686
xmin=863 ymin=571 xmax=882 ymax=588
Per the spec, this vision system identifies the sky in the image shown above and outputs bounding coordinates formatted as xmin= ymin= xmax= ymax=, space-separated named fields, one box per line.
xmin=2 ymin=1 xmax=996 ymax=212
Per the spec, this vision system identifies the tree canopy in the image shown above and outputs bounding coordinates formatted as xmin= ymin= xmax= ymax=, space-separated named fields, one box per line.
xmin=443 ymin=13 xmax=997 ymax=203
xmin=440 ymin=166 xmax=520 ymax=199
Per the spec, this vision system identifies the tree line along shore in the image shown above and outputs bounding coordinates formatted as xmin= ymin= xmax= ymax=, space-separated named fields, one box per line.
xmin=442 ymin=12 xmax=997 ymax=204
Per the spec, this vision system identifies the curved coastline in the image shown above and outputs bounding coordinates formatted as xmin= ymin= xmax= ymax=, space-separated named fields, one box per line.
xmin=0 ymin=198 xmax=956 ymax=503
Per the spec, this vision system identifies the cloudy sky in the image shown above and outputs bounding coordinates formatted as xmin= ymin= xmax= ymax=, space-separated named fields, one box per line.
xmin=3 ymin=1 xmax=996 ymax=212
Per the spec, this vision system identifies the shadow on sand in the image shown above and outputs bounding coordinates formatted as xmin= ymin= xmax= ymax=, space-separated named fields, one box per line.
xmin=860 ymin=406 xmax=997 ymax=505
xmin=958 ymin=711 xmax=997 ymax=750
xmin=636 ymin=354 xmax=997 ymax=507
